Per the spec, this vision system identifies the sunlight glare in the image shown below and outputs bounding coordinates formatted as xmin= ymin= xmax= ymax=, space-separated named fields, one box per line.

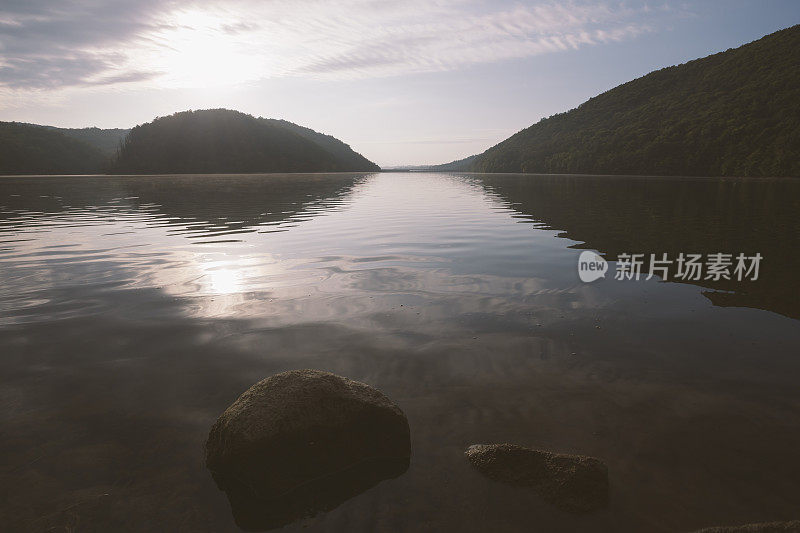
xmin=204 ymin=264 xmax=243 ymax=295
xmin=150 ymin=10 xmax=265 ymax=88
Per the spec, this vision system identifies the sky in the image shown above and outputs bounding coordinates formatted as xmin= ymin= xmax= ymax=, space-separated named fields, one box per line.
xmin=1 ymin=1 xmax=798 ymax=167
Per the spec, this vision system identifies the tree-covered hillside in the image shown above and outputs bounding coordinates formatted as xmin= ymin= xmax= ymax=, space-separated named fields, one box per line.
xmin=0 ymin=112 xmax=377 ymax=175
xmin=49 ymin=126 xmax=129 ymax=156
xmin=434 ymin=154 xmax=479 ymax=172
xmin=0 ymin=122 xmax=109 ymax=175
xmin=440 ymin=25 xmax=800 ymax=177
xmin=264 ymin=119 xmax=379 ymax=172
xmin=110 ymin=109 xmax=379 ymax=174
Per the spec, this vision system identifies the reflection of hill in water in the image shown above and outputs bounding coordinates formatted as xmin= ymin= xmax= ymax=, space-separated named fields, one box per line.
xmin=473 ymin=174 xmax=800 ymax=319
xmin=120 ymin=174 xmax=367 ymax=236
xmin=0 ymin=174 xmax=367 ymax=236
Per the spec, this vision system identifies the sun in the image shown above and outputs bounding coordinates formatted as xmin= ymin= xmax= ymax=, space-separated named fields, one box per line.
xmin=148 ymin=10 xmax=263 ymax=88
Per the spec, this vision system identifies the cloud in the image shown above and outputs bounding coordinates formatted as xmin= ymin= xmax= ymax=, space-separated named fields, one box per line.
xmin=0 ymin=0 xmax=673 ymax=91
xmin=248 ymin=0 xmax=659 ymax=79
xmin=0 ymin=0 xmax=165 ymax=88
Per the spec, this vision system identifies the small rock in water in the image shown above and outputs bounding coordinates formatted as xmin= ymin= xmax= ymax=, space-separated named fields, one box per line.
xmin=692 ymin=520 xmax=800 ymax=532
xmin=465 ymin=443 xmax=608 ymax=513
xmin=206 ymin=369 xmax=411 ymax=531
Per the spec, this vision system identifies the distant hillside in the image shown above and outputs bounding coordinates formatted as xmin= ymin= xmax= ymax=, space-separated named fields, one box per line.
xmin=264 ymin=119 xmax=379 ymax=172
xmin=433 ymin=154 xmax=479 ymax=172
xmin=48 ymin=126 xmax=129 ymax=156
xmin=0 ymin=122 xmax=109 ymax=175
xmin=1 ymin=111 xmax=377 ymax=175
xmin=439 ymin=25 xmax=800 ymax=177
xmin=110 ymin=109 xmax=379 ymax=174
xmin=8 ymin=122 xmax=128 ymax=158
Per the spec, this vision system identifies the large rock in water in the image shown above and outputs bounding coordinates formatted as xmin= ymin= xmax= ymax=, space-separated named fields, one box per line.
xmin=465 ymin=443 xmax=609 ymax=513
xmin=206 ymin=370 xmax=411 ymax=531
xmin=693 ymin=521 xmax=800 ymax=532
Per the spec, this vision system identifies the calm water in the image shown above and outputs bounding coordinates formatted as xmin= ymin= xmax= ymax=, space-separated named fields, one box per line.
xmin=1 ymin=172 xmax=800 ymax=532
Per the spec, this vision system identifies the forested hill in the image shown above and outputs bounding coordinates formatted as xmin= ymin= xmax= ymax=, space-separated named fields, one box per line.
xmin=438 ymin=25 xmax=800 ymax=177
xmin=110 ymin=109 xmax=380 ymax=174
xmin=0 ymin=122 xmax=110 ymax=174
xmin=263 ymin=119 xmax=379 ymax=172
xmin=1 ymin=111 xmax=377 ymax=175
xmin=47 ymin=126 xmax=129 ymax=156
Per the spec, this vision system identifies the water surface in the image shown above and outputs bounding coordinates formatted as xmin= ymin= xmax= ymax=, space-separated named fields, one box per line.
xmin=1 ymin=172 xmax=799 ymax=532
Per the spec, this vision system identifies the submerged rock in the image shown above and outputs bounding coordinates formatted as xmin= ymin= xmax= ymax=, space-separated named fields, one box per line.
xmin=693 ymin=521 xmax=800 ymax=532
xmin=465 ymin=443 xmax=608 ymax=513
xmin=206 ymin=369 xmax=411 ymax=531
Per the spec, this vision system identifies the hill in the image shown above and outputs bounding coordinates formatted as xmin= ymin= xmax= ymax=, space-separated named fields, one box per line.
xmin=264 ymin=119 xmax=379 ymax=172
xmin=48 ymin=126 xmax=129 ymax=156
xmin=0 ymin=122 xmax=109 ymax=175
xmin=433 ymin=154 xmax=479 ymax=172
xmin=110 ymin=109 xmax=379 ymax=174
xmin=438 ymin=25 xmax=800 ymax=177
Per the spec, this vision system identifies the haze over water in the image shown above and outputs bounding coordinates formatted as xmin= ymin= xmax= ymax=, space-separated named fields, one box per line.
xmin=1 ymin=173 xmax=800 ymax=532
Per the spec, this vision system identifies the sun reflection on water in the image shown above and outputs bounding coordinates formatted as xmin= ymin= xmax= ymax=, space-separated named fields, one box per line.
xmin=203 ymin=264 xmax=243 ymax=295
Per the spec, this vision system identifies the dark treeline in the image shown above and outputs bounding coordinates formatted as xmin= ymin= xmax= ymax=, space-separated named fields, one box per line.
xmin=48 ymin=126 xmax=129 ymax=157
xmin=263 ymin=118 xmax=379 ymax=172
xmin=438 ymin=25 xmax=800 ymax=177
xmin=0 ymin=110 xmax=379 ymax=175
xmin=0 ymin=122 xmax=110 ymax=175
xmin=110 ymin=109 xmax=379 ymax=174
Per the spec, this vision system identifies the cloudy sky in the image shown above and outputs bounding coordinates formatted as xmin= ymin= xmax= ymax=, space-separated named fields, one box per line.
xmin=1 ymin=1 xmax=797 ymax=166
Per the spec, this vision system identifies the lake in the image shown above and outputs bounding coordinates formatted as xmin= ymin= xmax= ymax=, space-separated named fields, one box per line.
xmin=1 ymin=172 xmax=799 ymax=532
